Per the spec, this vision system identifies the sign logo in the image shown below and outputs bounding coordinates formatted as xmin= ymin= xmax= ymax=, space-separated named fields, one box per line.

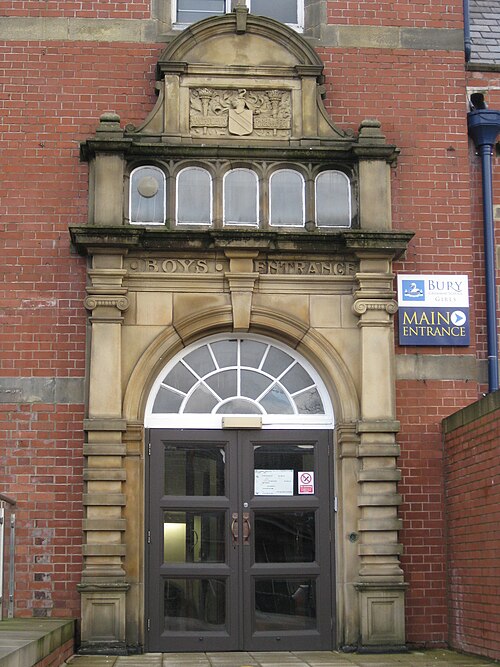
xmin=402 ymin=280 xmax=425 ymax=302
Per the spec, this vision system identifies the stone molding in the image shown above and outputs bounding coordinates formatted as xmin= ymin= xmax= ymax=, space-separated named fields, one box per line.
xmin=0 ymin=17 xmax=463 ymax=53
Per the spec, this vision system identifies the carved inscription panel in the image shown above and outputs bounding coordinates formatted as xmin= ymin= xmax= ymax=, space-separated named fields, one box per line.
xmin=190 ymin=88 xmax=291 ymax=138
xmin=125 ymin=257 xmax=358 ymax=276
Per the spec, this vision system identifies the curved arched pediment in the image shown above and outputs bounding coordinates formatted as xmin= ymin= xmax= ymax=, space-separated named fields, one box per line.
xmin=158 ymin=12 xmax=324 ymax=68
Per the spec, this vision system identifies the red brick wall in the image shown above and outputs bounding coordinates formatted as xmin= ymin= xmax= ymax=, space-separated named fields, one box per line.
xmin=0 ymin=40 xmax=162 ymax=619
xmin=397 ymin=381 xmax=479 ymax=646
xmin=34 ymin=637 xmax=74 ymax=667
xmin=443 ymin=393 xmax=500 ymax=660
xmin=0 ymin=404 xmax=84 ymax=618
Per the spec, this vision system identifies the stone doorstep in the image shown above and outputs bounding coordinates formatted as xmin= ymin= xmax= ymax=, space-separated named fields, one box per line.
xmin=64 ymin=650 xmax=500 ymax=667
xmin=0 ymin=618 xmax=75 ymax=667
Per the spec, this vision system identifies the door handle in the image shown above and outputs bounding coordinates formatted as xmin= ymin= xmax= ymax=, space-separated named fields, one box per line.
xmin=231 ymin=513 xmax=239 ymax=545
xmin=243 ymin=512 xmax=251 ymax=545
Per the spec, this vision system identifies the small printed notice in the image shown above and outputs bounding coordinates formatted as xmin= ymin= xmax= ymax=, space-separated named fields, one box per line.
xmin=254 ymin=469 xmax=294 ymax=496
xmin=298 ymin=471 xmax=315 ymax=495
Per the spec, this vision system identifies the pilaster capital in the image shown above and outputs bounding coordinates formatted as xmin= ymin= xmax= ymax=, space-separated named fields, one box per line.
xmin=84 ymin=295 xmax=130 ymax=313
xmin=352 ymin=298 xmax=398 ymax=319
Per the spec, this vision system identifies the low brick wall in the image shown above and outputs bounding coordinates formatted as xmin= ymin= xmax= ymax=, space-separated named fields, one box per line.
xmin=34 ymin=637 xmax=74 ymax=667
xmin=0 ymin=618 xmax=74 ymax=667
xmin=443 ymin=392 xmax=500 ymax=660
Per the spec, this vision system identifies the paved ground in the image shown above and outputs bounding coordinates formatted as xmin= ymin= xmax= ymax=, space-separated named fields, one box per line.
xmin=66 ymin=650 xmax=499 ymax=667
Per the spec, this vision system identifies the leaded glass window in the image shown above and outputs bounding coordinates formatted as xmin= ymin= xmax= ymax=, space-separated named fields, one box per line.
xmin=176 ymin=167 xmax=212 ymax=225
xmin=223 ymin=169 xmax=259 ymax=226
xmin=269 ymin=170 xmax=305 ymax=227
xmin=172 ymin=1 xmax=304 ymax=31
xmin=130 ymin=166 xmax=166 ymax=225
xmin=250 ymin=0 xmax=299 ymax=25
xmin=315 ymin=171 xmax=351 ymax=228
xmin=176 ymin=0 xmax=226 ymax=24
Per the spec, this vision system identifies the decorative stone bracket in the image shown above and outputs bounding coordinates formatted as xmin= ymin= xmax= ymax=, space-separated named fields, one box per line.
xmin=224 ymin=250 xmax=259 ymax=331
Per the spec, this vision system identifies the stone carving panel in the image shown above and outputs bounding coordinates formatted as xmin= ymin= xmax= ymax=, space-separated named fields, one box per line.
xmin=190 ymin=87 xmax=291 ymax=138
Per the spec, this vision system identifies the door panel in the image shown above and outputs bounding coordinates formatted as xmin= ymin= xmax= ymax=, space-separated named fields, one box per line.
xmin=240 ymin=431 xmax=332 ymax=651
xmin=148 ymin=431 xmax=239 ymax=651
xmin=147 ymin=429 xmax=334 ymax=652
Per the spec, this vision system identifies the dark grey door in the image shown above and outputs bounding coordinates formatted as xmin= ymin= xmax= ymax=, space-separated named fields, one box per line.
xmin=146 ymin=429 xmax=334 ymax=652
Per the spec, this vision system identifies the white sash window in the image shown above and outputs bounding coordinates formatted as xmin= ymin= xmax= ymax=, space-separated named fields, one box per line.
xmin=173 ymin=0 xmax=304 ymax=31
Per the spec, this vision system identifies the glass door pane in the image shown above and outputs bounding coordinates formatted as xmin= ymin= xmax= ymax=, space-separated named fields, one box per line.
xmin=254 ymin=578 xmax=316 ymax=631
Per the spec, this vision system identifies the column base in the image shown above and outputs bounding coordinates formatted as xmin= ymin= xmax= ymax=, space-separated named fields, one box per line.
xmin=355 ymin=582 xmax=408 ymax=649
xmin=78 ymin=581 xmax=130 ymax=655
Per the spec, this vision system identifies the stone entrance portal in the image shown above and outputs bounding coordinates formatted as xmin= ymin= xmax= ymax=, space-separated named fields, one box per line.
xmin=72 ymin=8 xmax=410 ymax=655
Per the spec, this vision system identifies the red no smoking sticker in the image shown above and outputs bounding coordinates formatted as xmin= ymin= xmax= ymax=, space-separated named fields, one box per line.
xmin=298 ymin=471 xmax=315 ymax=495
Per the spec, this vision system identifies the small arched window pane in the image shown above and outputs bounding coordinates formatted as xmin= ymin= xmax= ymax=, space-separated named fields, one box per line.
xmin=260 ymin=385 xmax=294 ymax=414
xmin=177 ymin=167 xmax=212 ymax=225
xmin=224 ymin=169 xmax=258 ymax=226
xmin=294 ymin=388 xmax=324 ymax=414
xmin=185 ymin=386 xmax=218 ymax=413
xmin=270 ymin=170 xmax=305 ymax=227
xmin=205 ymin=370 xmax=238 ymax=400
xmin=315 ymin=171 xmax=351 ymax=228
xmin=216 ymin=399 xmax=263 ymax=415
xmin=130 ymin=166 xmax=165 ymax=225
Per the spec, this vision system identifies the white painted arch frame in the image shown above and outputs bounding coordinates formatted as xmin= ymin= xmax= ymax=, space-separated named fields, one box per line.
xmin=145 ymin=333 xmax=334 ymax=429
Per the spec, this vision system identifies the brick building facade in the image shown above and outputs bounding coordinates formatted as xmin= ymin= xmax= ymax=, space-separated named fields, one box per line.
xmin=0 ymin=0 xmax=499 ymax=658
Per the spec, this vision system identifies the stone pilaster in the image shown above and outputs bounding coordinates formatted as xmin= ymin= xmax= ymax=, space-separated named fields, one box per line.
xmin=352 ymin=255 xmax=407 ymax=649
xmin=335 ymin=422 xmax=361 ymax=648
xmin=78 ymin=252 xmax=130 ymax=655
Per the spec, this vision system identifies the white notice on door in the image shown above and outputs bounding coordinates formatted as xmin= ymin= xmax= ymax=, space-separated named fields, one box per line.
xmin=254 ymin=469 xmax=294 ymax=496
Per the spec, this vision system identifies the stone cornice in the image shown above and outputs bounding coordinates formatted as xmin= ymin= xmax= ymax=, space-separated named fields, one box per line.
xmin=70 ymin=226 xmax=413 ymax=259
xmin=80 ymin=139 xmax=367 ymax=162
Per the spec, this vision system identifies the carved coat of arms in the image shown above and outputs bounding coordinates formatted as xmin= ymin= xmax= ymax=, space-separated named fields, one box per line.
xmin=190 ymin=88 xmax=291 ymax=138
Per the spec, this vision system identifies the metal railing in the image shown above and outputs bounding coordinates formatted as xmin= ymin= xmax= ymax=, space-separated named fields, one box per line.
xmin=0 ymin=494 xmax=16 ymax=619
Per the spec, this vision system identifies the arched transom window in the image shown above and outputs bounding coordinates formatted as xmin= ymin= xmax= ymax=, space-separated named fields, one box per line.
xmin=145 ymin=335 xmax=333 ymax=428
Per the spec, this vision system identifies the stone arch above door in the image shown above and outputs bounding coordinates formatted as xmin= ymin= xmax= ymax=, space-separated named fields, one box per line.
xmin=122 ymin=309 xmax=360 ymax=429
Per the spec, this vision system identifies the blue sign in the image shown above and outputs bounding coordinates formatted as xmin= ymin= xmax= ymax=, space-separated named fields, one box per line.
xmin=399 ymin=307 xmax=470 ymax=346
xmin=397 ymin=275 xmax=470 ymax=347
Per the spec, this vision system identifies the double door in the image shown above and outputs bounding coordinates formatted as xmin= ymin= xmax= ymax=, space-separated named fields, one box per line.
xmin=146 ymin=429 xmax=334 ymax=652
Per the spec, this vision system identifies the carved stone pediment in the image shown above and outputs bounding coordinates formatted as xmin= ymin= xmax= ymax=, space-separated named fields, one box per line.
xmin=129 ymin=11 xmax=348 ymax=144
